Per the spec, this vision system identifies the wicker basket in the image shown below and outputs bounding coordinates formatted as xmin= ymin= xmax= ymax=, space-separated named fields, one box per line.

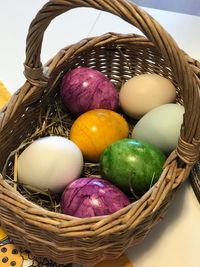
xmin=0 ymin=0 xmax=200 ymax=265
xmin=191 ymin=161 xmax=200 ymax=202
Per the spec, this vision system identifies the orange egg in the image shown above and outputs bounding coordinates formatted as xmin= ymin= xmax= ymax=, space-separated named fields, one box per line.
xmin=70 ymin=109 xmax=129 ymax=162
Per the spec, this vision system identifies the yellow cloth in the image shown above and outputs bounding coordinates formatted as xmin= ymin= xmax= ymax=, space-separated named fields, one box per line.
xmin=95 ymin=255 xmax=133 ymax=267
xmin=0 ymin=81 xmax=11 ymax=108
xmin=0 ymin=82 xmax=134 ymax=266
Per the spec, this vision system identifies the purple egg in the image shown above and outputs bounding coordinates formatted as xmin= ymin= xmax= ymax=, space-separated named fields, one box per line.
xmin=61 ymin=177 xmax=130 ymax=218
xmin=61 ymin=67 xmax=119 ymax=114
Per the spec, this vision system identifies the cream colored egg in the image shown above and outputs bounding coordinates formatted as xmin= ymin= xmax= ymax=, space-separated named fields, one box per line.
xmin=119 ymin=74 xmax=176 ymax=119
xmin=132 ymin=104 xmax=184 ymax=154
xmin=17 ymin=136 xmax=83 ymax=193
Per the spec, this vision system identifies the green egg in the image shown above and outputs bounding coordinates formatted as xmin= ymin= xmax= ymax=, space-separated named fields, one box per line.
xmin=100 ymin=138 xmax=166 ymax=197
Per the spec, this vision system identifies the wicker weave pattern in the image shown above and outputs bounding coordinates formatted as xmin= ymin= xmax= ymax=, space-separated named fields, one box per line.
xmin=191 ymin=161 xmax=200 ymax=202
xmin=0 ymin=0 xmax=200 ymax=265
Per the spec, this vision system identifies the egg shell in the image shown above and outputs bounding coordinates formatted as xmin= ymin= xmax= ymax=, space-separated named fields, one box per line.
xmin=61 ymin=177 xmax=130 ymax=218
xmin=17 ymin=136 xmax=84 ymax=193
xmin=119 ymin=74 xmax=176 ymax=119
xmin=70 ymin=109 xmax=129 ymax=162
xmin=100 ymin=138 xmax=166 ymax=196
xmin=132 ymin=103 xmax=184 ymax=154
xmin=61 ymin=67 xmax=119 ymax=114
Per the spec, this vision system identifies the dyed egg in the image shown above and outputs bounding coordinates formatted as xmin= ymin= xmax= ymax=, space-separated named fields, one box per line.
xmin=132 ymin=103 xmax=184 ymax=154
xmin=61 ymin=67 xmax=119 ymax=114
xmin=119 ymin=74 xmax=176 ymax=119
xmin=100 ymin=138 xmax=166 ymax=196
xmin=17 ymin=136 xmax=83 ymax=193
xmin=70 ymin=109 xmax=129 ymax=162
xmin=61 ymin=177 xmax=130 ymax=218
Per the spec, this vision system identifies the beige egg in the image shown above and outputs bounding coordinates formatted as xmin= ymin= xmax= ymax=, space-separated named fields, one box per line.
xmin=119 ymin=74 xmax=176 ymax=119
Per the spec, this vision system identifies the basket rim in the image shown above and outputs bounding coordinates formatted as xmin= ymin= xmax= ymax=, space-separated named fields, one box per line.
xmin=0 ymin=159 xmax=186 ymax=237
xmin=0 ymin=172 xmax=153 ymax=221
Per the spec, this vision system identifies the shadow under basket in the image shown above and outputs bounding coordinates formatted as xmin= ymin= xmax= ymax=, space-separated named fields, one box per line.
xmin=0 ymin=0 xmax=200 ymax=266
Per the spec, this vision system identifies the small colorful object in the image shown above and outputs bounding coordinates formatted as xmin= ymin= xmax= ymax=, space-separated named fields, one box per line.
xmin=61 ymin=67 xmax=119 ymax=114
xmin=100 ymin=138 xmax=166 ymax=196
xmin=61 ymin=177 xmax=130 ymax=218
xmin=69 ymin=109 xmax=129 ymax=162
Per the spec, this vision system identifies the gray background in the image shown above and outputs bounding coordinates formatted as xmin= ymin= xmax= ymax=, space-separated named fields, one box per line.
xmin=132 ymin=0 xmax=200 ymax=16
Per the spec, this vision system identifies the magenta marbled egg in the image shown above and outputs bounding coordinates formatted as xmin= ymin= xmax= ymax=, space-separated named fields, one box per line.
xmin=61 ymin=177 xmax=130 ymax=218
xmin=60 ymin=67 xmax=119 ymax=114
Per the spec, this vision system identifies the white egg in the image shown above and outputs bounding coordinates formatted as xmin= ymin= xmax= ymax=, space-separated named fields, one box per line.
xmin=17 ymin=136 xmax=83 ymax=193
xmin=132 ymin=104 xmax=184 ymax=154
xmin=119 ymin=74 xmax=176 ymax=119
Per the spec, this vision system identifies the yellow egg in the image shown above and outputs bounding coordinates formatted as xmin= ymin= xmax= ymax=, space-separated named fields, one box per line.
xmin=119 ymin=74 xmax=176 ymax=119
xmin=70 ymin=109 xmax=129 ymax=162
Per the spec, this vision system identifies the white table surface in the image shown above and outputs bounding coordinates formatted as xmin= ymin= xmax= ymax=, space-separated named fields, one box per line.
xmin=0 ymin=1 xmax=200 ymax=267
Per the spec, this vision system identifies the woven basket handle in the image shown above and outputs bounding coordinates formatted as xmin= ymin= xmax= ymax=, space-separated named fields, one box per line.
xmin=24 ymin=0 xmax=190 ymax=84
xmin=24 ymin=0 xmax=200 ymax=164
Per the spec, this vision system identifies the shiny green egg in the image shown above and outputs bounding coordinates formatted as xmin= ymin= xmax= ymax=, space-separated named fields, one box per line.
xmin=100 ymin=138 xmax=166 ymax=197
